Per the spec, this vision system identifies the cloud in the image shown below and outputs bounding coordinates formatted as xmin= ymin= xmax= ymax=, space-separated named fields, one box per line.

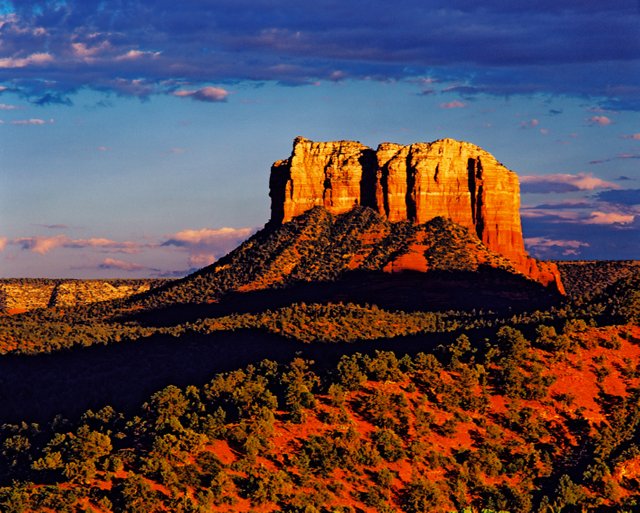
xmin=594 ymin=189 xmax=640 ymax=205
xmin=524 ymin=199 xmax=594 ymax=210
xmin=14 ymin=235 xmax=68 ymax=254
xmin=623 ymin=133 xmax=640 ymax=140
xmin=521 ymin=172 xmax=619 ymax=193
xmin=0 ymin=237 xmax=7 ymax=252
xmin=33 ymin=223 xmax=69 ymax=230
xmin=525 ymin=236 xmax=589 ymax=257
xmin=440 ymin=100 xmax=465 ymax=109
xmin=587 ymin=115 xmax=612 ymax=126
xmin=520 ymin=119 xmax=539 ymax=128
xmin=163 ymin=226 xmax=254 ymax=268
xmin=12 ymin=235 xmax=142 ymax=254
xmin=98 ymin=258 xmax=148 ymax=272
xmin=584 ymin=211 xmax=635 ymax=225
xmin=589 ymin=153 xmax=640 ymax=165
xmin=188 ymin=253 xmax=216 ymax=267
xmin=0 ymin=52 xmax=53 ymax=68
xmin=0 ymin=103 xmax=19 ymax=110
xmin=10 ymin=118 xmax=54 ymax=125
xmin=173 ymin=86 xmax=229 ymax=102
xmin=3 ymin=2 xmax=637 ymax=108
xmin=163 ymin=227 xmax=253 ymax=247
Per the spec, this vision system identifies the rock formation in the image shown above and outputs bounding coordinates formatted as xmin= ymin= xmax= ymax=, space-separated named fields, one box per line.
xmin=0 ymin=280 xmax=166 ymax=314
xmin=270 ymin=136 xmax=564 ymax=293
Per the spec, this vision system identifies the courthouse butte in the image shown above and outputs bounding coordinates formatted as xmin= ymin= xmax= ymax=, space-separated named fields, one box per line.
xmin=269 ymin=137 xmax=564 ymax=293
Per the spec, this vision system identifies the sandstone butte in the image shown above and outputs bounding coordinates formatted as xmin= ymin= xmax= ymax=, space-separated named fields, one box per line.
xmin=270 ymin=136 xmax=565 ymax=293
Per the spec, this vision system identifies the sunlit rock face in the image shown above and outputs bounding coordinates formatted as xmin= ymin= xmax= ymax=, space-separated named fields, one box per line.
xmin=0 ymin=281 xmax=153 ymax=313
xmin=270 ymin=136 xmax=564 ymax=293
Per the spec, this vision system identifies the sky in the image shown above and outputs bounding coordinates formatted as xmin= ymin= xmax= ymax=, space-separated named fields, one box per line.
xmin=0 ymin=0 xmax=639 ymax=278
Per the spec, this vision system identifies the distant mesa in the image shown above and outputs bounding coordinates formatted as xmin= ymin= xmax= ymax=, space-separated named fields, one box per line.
xmin=0 ymin=280 xmax=166 ymax=314
xmin=270 ymin=136 xmax=564 ymax=293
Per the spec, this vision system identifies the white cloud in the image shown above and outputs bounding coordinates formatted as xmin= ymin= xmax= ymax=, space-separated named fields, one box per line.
xmin=11 ymin=118 xmax=54 ymax=125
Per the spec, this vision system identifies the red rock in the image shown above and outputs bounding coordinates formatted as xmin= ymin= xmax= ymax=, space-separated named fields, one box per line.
xmin=270 ymin=136 xmax=565 ymax=293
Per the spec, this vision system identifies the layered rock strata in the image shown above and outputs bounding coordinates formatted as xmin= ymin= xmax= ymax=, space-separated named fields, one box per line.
xmin=0 ymin=280 xmax=160 ymax=313
xmin=270 ymin=136 xmax=564 ymax=293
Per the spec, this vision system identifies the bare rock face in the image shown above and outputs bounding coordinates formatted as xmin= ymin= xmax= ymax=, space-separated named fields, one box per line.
xmin=270 ymin=136 xmax=564 ymax=293
xmin=270 ymin=137 xmax=377 ymax=223
xmin=0 ymin=280 xmax=159 ymax=314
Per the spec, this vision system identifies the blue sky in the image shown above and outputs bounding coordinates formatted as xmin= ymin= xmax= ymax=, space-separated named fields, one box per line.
xmin=0 ymin=0 xmax=639 ymax=277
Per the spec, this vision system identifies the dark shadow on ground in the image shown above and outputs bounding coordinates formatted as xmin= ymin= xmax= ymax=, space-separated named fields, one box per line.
xmin=0 ymin=328 xmax=452 ymax=425
xmin=124 ymin=267 xmax=560 ymax=327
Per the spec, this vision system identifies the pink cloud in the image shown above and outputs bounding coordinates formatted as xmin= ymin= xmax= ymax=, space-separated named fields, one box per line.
xmin=65 ymin=238 xmax=141 ymax=253
xmin=173 ymin=86 xmax=229 ymax=102
xmin=115 ymin=49 xmax=161 ymax=61
xmin=521 ymin=172 xmax=619 ymax=193
xmin=0 ymin=237 xmax=7 ymax=252
xmin=440 ymin=100 xmax=466 ymax=109
xmin=584 ymin=211 xmax=635 ymax=225
xmin=520 ymin=119 xmax=539 ymax=128
xmin=163 ymin=226 xmax=254 ymax=269
xmin=588 ymin=115 xmax=612 ymax=126
xmin=0 ymin=52 xmax=53 ymax=68
xmin=99 ymin=258 xmax=146 ymax=272
xmin=14 ymin=235 xmax=68 ymax=254
xmin=164 ymin=227 xmax=253 ymax=246
xmin=0 ymin=103 xmax=18 ymax=110
xmin=12 ymin=235 xmax=142 ymax=254
xmin=188 ymin=253 xmax=216 ymax=267
xmin=525 ymin=237 xmax=589 ymax=257
xmin=71 ymin=41 xmax=111 ymax=60
xmin=623 ymin=133 xmax=640 ymax=140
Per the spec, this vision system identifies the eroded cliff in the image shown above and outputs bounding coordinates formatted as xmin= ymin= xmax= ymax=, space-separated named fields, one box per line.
xmin=0 ymin=279 xmax=167 ymax=314
xmin=270 ymin=136 xmax=564 ymax=293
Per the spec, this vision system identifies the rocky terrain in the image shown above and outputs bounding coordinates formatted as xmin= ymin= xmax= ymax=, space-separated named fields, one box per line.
xmin=270 ymin=137 xmax=563 ymax=291
xmin=0 ymin=279 xmax=168 ymax=313
xmin=0 ymin=137 xmax=638 ymax=512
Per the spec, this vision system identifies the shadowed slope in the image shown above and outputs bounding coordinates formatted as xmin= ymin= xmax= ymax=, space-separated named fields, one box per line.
xmin=118 ymin=207 xmax=560 ymax=321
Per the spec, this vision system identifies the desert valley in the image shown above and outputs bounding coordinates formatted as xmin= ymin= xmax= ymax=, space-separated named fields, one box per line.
xmin=0 ymin=138 xmax=638 ymax=512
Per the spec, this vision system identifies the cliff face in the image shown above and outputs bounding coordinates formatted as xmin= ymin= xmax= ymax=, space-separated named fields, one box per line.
xmin=0 ymin=280 xmax=164 ymax=314
xmin=270 ymin=137 xmax=564 ymax=293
